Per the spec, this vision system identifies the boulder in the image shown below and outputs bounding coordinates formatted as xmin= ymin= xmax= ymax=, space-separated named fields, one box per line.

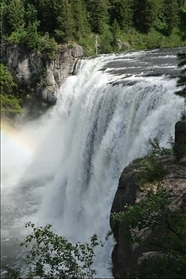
xmin=40 ymin=88 xmax=57 ymax=105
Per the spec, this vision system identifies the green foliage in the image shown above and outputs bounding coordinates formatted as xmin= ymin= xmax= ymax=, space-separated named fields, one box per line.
xmin=24 ymin=22 xmax=40 ymax=49
xmin=138 ymin=138 xmax=170 ymax=185
xmin=38 ymin=33 xmax=59 ymax=59
xmin=85 ymin=0 xmax=110 ymax=34
xmin=1 ymin=0 xmax=186 ymax=55
xmin=138 ymin=254 xmax=186 ymax=279
xmin=0 ymin=63 xmax=17 ymax=95
xmin=109 ymin=0 xmax=134 ymax=31
xmin=179 ymin=7 xmax=186 ymax=40
xmin=0 ymin=94 xmax=22 ymax=115
xmin=7 ymin=0 xmax=25 ymax=32
xmin=111 ymin=187 xmax=186 ymax=278
xmin=0 ymin=63 xmax=22 ymax=116
xmin=52 ymin=0 xmax=74 ymax=42
xmin=2 ymin=222 xmax=103 ymax=279
xmin=70 ymin=0 xmax=90 ymax=40
xmin=111 ymin=19 xmax=121 ymax=50
xmin=163 ymin=0 xmax=179 ymax=36
xmin=7 ymin=28 xmax=27 ymax=44
xmin=134 ymin=0 xmax=162 ymax=33
xmin=175 ymin=52 xmax=186 ymax=100
xmin=99 ymin=24 xmax=113 ymax=53
xmin=25 ymin=3 xmax=38 ymax=26
xmin=111 ymin=137 xmax=186 ymax=278
xmin=111 ymin=188 xmax=170 ymax=241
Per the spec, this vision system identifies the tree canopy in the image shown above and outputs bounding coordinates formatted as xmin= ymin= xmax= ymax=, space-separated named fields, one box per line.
xmin=1 ymin=0 xmax=186 ymax=55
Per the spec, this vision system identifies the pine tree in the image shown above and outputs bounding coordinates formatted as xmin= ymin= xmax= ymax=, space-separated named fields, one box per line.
xmin=164 ymin=0 xmax=179 ymax=35
xmin=53 ymin=0 xmax=74 ymax=42
xmin=175 ymin=52 xmax=186 ymax=99
xmin=85 ymin=0 xmax=109 ymax=34
xmin=37 ymin=0 xmax=56 ymax=34
xmin=24 ymin=3 xmax=38 ymax=26
xmin=133 ymin=0 xmax=161 ymax=33
xmin=112 ymin=18 xmax=121 ymax=49
xmin=70 ymin=0 xmax=90 ymax=40
xmin=109 ymin=0 xmax=134 ymax=31
xmin=7 ymin=0 xmax=25 ymax=32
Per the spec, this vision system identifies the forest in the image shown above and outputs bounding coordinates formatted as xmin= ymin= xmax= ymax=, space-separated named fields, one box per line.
xmin=1 ymin=0 xmax=186 ymax=56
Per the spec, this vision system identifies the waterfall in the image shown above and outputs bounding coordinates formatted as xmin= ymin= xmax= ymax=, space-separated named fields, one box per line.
xmin=1 ymin=49 xmax=184 ymax=277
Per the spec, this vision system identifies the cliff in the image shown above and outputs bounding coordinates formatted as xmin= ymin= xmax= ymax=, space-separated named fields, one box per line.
xmin=1 ymin=42 xmax=84 ymax=108
xmin=111 ymin=121 xmax=186 ymax=278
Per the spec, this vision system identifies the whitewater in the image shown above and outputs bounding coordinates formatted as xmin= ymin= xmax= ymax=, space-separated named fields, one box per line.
xmin=1 ymin=48 xmax=185 ymax=277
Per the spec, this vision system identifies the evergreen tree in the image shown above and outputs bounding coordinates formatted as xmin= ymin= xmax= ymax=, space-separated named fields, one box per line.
xmin=109 ymin=0 xmax=134 ymax=31
xmin=37 ymin=0 xmax=57 ymax=36
xmin=25 ymin=22 xmax=40 ymax=49
xmin=70 ymin=0 xmax=90 ymax=40
xmin=112 ymin=18 xmax=121 ymax=49
xmin=133 ymin=0 xmax=161 ymax=33
xmin=24 ymin=2 xmax=38 ymax=27
xmin=164 ymin=0 xmax=179 ymax=35
xmin=175 ymin=52 xmax=186 ymax=100
xmin=85 ymin=0 xmax=110 ymax=34
xmin=53 ymin=0 xmax=74 ymax=42
xmin=6 ymin=0 xmax=25 ymax=32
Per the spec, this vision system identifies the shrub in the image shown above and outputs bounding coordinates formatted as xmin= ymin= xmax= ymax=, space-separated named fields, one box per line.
xmin=139 ymin=138 xmax=170 ymax=185
xmin=2 ymin=222 xmax=103 ymax=279
xmin=111 ymin=188 xmax=186 ymax=278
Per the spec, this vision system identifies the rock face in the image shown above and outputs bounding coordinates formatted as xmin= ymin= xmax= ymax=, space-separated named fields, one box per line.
xmin=111 ymin=121 xmax=186 ymax=278
xmin=111 ymin=162 xmax=143 ymax=277
xmin=174 ymin=121 xmax=186 ymax=161
xmin=1 ymin=41 xmax=84 ymax=105
xmin=117 ymin=39 xmax=130 ymax=50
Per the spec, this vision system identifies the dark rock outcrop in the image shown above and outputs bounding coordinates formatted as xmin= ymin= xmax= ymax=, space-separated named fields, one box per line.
xmin=111 ymin=121 xmax=186 ymax=278
xmin=111 ymin=162 xmax=143 ymax=278
xmin=38 ymin=87 xmax=57 ymax=105
xmin=174 ymin=121 xmax=186 ymax=161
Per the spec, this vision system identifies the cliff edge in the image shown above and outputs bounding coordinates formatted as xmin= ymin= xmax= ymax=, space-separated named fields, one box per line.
xmin=1 ymin=42 xmax=84 ymax=107
xmin=111 ymin=121 xmax=186 ymax=278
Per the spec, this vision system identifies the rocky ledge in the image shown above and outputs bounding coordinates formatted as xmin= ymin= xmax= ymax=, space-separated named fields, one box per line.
xmin=110 ymin=121 xmax=186 ymax=278
xmin=1 ymin=42 xmax=84 ymax=106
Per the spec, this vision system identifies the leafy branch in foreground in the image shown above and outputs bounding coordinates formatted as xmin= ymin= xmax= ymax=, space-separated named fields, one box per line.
xmin=2 ymin=222 xmax=103 ymax=279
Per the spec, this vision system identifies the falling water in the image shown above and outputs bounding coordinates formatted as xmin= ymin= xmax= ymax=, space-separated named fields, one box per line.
xmin=1 ymin=48 xmax=185 ymax=277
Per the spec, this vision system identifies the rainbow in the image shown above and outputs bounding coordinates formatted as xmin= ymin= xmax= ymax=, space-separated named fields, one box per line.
xmin=1 ymin=120 xmax=36 ymax=159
